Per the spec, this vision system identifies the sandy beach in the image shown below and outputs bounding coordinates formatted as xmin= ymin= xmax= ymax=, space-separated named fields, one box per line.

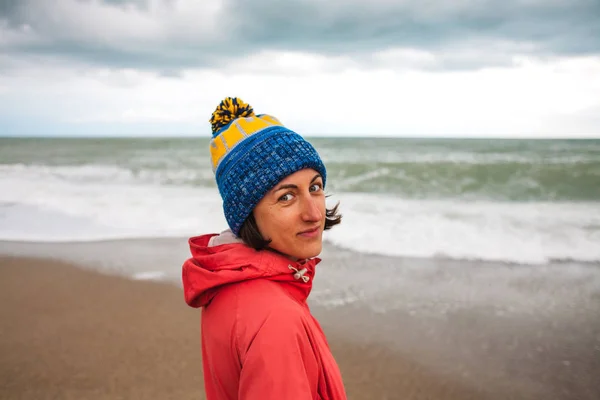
xmin=0 ymin=255 xmax=499 ymax=400
xmin=1 ymin=239 xmax=599 ymax=399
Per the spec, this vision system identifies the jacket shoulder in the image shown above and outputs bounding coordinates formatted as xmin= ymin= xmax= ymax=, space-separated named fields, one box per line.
xmin=203 ymin=279 xmax=303 ymax=327
xmin=235 ymin=279 xmax=302 ymax=316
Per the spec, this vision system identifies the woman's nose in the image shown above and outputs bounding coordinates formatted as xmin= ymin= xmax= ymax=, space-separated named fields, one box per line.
xmin=301 ymin=196 xmax=323 ymax=222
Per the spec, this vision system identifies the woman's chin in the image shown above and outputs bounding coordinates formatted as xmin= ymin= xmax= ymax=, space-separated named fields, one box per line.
xmin=291 ymin=242 xmax=323 ymax=261
xmin=271 ymin=241 xmax=323 ymax=261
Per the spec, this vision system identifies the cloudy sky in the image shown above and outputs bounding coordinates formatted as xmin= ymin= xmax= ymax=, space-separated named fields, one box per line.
xmin=1 ymin=0 xmax=599 ymax=138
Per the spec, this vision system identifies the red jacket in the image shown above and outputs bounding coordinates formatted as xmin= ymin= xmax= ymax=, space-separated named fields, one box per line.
xmin=182 ymin=232 xmax=347 ymax=400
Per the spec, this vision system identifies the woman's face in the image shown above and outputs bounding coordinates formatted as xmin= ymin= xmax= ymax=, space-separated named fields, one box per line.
xmin=253 ymin=168 xmax=326 ymax=260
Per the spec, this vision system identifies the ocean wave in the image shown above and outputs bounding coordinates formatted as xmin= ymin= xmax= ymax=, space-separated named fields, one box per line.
xmin=1 ymin=169 xmax=599 ymax=265
xmin=1 ymin=137 xmax=599 ymax=264
xmin=3 ymin=157 xmax=598 ymax=202
xmin=324 ymin=193 xmax=600 ymax=265
xmin=327 ymin=161 xmax=600 ymax=201
xmin=2 ymin=137 xmax=599 ymax=201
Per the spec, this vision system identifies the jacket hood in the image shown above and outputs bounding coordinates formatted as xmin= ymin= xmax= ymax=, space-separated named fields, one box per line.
xmin=182 ymin=231 xmax=321 ymax=308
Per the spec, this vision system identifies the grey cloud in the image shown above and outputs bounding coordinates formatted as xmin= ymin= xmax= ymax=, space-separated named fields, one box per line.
xmin=158 ymin=69 xmax=184 ymax=78
xmin=100 ymin=0 xmax=149 ymax=6
xmin=230 ymin=1 xmax=600 ymax=54
xmin=1 ymin=0 xmax=599 ymax=72
xmin=0 ymin=0 xmax=22 ymax=26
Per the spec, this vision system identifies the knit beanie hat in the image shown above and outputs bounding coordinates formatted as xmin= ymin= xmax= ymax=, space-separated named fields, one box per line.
xmin=209 ymin=97 xmax=327 ymax=236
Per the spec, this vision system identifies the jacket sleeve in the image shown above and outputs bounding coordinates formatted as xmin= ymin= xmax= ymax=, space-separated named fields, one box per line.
xmin=238 ymin=308 xmax=319 ymax=400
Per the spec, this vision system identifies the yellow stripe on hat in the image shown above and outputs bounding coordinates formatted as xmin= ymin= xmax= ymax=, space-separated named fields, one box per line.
xmin=221 ymin=126 xmax=245 ymax=149
xmin=235 ymin=115 xmax=280 ymax=136
xmin=210 ymin=115 xmax=284 ymax=172
xmin=210 ymin=136 xmax=227 ymax=170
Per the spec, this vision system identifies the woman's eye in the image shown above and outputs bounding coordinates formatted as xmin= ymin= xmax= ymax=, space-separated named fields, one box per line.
xmin=310 ymin=183 xmax=323 ymax=192
xmin=279 ymin=193 xmax=294 ymax=202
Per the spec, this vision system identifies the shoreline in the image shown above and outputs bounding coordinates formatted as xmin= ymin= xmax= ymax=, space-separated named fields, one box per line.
xmin=1 ymin=239 xmax=600 ymax=399
xmin=1 ymin=255 xmax=494 ymax=399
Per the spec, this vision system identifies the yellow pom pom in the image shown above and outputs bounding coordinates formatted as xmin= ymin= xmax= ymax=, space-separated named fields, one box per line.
xmin=209 ymin=97 xmax=255 ymax=135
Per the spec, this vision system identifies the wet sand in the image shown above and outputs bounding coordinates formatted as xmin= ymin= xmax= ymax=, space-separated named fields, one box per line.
xmin=0 ymin=256 xmax=493 ymax=399
xmin=1 ymin=239 xmax=599 ymax=399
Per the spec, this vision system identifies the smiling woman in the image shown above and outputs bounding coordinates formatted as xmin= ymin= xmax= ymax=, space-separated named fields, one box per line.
xmin=181 ymin=97 xmax=346 ymax=399
xmin=240 ymin=170 xmax=342 ymax=258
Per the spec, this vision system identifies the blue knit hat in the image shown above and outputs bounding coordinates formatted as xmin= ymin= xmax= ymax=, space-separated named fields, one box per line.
xmin=208 ymin=97 xmax=327 ymax=236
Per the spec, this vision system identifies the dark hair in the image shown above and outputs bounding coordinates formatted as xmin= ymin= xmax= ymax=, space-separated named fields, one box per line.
xmin=239 ymin=202 xmax=342 ymax=251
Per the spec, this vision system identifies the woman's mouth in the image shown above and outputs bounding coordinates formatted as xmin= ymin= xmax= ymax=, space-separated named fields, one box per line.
xmin=298 ymin=226 xmax=320 ymax=238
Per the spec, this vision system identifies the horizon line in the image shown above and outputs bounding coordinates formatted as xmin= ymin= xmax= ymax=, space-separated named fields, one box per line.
xmin=1 ymin=134 xmax=599 ymax=140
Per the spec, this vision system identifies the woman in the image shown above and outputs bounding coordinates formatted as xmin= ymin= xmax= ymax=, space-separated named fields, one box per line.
xmin=182 ymin=97 xmax=347 ymax=399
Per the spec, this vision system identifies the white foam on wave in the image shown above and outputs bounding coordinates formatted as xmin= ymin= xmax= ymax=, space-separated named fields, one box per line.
xmin=320 ymin=148 xmax=600 ymax=165
xmin=334 ymin=168 xmax=391 ymax=191
xmin=0 ymin=164 xmax=226 ymax=242
xmin=132 ymin=271 xmax=167 ymax=281
xmin=4 ymin=163 xmax=134 ymax=183
xmin=2 ymin=163 xmax=599 ymax=265
xmin=325 ymin=193 xmax=600 ymax=265
xmin=0 ymin=162 xmax=215 ymax=187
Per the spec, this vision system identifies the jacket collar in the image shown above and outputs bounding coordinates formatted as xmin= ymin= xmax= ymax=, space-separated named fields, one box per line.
xmin=183 ymin=232 xmax=320 ymax=308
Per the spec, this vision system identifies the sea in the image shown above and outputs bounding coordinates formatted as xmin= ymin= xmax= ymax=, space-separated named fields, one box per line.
xmin=1 ymin=137 xmax=599 ymax=265
xmin=3 ymin=136 xmax=600 ymax=398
